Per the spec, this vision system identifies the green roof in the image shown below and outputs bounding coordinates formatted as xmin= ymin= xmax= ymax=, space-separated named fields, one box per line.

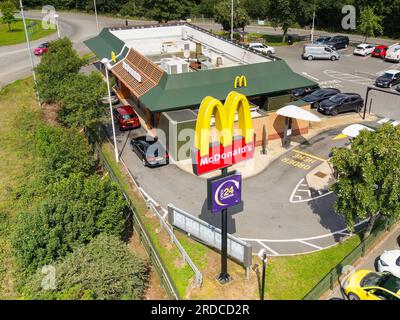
xmin=140 ymin=60 xmax=317 ymax=112
xmin=84 ymin=29 xmax=126 ymax=63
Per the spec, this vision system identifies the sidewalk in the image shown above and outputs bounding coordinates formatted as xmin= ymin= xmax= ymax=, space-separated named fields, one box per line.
xmin=322 ymin=222 xmax=400 ymax=300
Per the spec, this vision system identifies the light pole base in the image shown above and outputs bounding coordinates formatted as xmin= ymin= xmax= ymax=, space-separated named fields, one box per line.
xmin=217 ymin=272 xmax=233 ymax=285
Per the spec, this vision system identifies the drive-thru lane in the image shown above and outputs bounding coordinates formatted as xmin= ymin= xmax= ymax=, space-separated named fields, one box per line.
xmin=108 ymin=125 xmax=368 ymax=255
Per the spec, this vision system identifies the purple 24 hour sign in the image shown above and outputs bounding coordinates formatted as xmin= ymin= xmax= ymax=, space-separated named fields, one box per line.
xmin=207 ymin=173 xmax=242 ymax=213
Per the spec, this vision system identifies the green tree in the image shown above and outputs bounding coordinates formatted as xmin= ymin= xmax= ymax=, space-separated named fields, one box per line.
xmin=21 ymin=234 xmax=148 ymax=300
xmin=58 ymin=72 xmax=107 ymax=129
xmin=0 ymin=0 xmax=17 ymax=31
xmin=358 ymin=6 xmax=384 ymax=42
xmin=13 ymin=173 xmax=128 ymax=273
xmin=214 ymin=0 xmax=250 ymax=32
xmin=144 ymin=0 xmax=191 ymax=23
xmin=243 ymin=0 xmax=269 ymax=20
xmin=330 ymin=124 xmax=400 ymax=237
xmin=36 ymin=38 xmax=83 ymax=103
xmin=34 ymin=124 xmax=96 ymax=182
xmin=268 ymin=0 xmax=295 ymax=42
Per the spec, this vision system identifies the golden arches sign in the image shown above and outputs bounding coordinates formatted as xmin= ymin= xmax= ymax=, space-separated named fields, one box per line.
xmin=234 ymin=75 xmax=247 ymax=89
xmin=192 ymin=91 xmax=255 ymax=175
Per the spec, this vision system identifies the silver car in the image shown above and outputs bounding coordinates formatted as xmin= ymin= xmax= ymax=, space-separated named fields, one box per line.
xmin=302 ymin=44 xmax=340 ymax=61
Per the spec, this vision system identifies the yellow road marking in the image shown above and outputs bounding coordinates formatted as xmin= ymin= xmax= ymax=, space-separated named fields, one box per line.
xmin=292 ymin=149 xmax=327 ymax=162
xmin=333 ymin=133 xmax=348 ymax=140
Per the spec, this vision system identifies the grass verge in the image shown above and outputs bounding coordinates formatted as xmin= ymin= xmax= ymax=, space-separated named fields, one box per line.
xmin=0 ymin=19 xmax=56 ymax=46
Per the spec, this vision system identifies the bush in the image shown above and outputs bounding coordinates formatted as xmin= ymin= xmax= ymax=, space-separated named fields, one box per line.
xmin=36 ymin=38 xmax=83 ymax=103
xmin=13 ymin=173 xmax=128 ymax=273
xmin=58 ymin=72 xmax=107 ymax=129
xmin=34 ymin=124 xmax=96 ymax=182
xmin=21 ymin=234 xmax=148 ymax=300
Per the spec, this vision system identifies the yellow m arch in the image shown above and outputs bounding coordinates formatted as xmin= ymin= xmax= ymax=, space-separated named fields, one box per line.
xmin=194 ymin=91 xmax=253 ymax=157
xmin=234 ymin=75 xmax=247 ymax=88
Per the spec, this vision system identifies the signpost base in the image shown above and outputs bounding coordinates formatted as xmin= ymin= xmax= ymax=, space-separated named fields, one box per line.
xmin=217 ymin=272 xmax=232 ymax=285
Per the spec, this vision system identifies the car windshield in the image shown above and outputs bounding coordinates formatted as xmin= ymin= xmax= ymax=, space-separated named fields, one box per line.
xmin=382 ymin=73 xmax=394 ymax=79
xmin=361 ymin=272 xmax=382 ymax=287
xmin=39 ymin=44 xmax=47 ymax=48
xmin=374 ymin=48 xmax=382 ymax=52
xmin=122 ymin=114 xmax=135 ymax=120
xmin=356 ymin=46 xmax=364 ymax=50
xmin=310 ymin=90 xmax=327 ymax=98
xmin=329 ymin=95 xmax=345 ymax=103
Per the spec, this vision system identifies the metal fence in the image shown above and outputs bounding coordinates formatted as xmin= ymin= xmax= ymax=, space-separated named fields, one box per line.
xmin=302 ymin=220 xmax=391 ymax=300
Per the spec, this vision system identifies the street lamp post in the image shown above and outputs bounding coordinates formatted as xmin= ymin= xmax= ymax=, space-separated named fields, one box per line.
xmin=311 ymin=11 xmax=316 ymax=42
xmin=101 ymin=58 xmax=119 ymax=163
xmin=54 ymin=13 xmax=60 ymax=38
xmin=230 ymin=0 xmax=234 ymax=41
xmin=93 ymin=0 xmax=100 ymax=32
xmin=19 ymin=0 xmax=40 ymax=103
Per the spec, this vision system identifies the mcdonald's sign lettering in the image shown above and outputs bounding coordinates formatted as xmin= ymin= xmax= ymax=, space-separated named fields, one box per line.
xmin=191 ymin=91 xmax=255 ymax=176
xmin=234 ymin=75 xmax=247 ymax=88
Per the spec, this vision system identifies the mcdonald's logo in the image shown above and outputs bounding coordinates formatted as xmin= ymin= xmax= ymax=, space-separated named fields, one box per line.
xmin=234 ymin=75 xmax=247 ymax=89
xmin=191 ymin=91 xmax=255 ymax=176
xmin=111 ymin=51 xmax=117 ymax=63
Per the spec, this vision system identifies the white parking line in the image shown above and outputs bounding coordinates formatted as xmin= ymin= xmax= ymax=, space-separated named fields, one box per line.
xmin=298 ymin=240 xmax=323 ymax=250
xmin=324 ymin=70 xmax=374 ymax=86
xmin=378 ymin=118 xmax=390 ymax=124
xmin=257 ymin=241 xmax=279 ymax=256
xmin=302 ymin=72 xmax=319 ymax=81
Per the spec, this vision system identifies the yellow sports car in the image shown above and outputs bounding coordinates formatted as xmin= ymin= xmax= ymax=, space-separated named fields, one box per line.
xmin=343 ymin=269 xmax=400 ymax=300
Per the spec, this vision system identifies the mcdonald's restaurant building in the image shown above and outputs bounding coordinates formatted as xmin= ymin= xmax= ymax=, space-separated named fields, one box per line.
xmin=85 ymin=23 xmax=318 ymax=161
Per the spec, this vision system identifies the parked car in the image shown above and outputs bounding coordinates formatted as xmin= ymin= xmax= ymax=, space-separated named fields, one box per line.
xmin=302 ymin=88 xmax=341 ymax=108
xmin=33 ymin=42 xmax=49 ymax=56
xmin=353 ymin=43 xmax=375 ymax=56
xmin=248 ymin=42 xmax=276 ymax=55
xmin=130 ymin=136 xmax=169 ymax=168
xmin=302 ymin=44 xmax=340 ymax=61
xmin=377 ymin=250 xmax=400 ymax=278
xmin=291 ymin=86 xmax=319 ymax=100
xmin=343 ymin=270 xmax=400 ymax=300
xmin=313 ymin=36 xmax=332 ymax=45
xmin=100 ymin=89 xmax=119 ymax=105
xmin=113 ymin=105 xmax=140 ymax=131
xmin=375 ymin=70 xmax=400 ymax=88
xmin=385 ymin=44 xmax=400 ymax=63
xmin=325 ymin=35 xmax=350 ymax=50
xmin=317 ymin=93 xmax=364 ymax=116
xmin=371 ymin=45 xmax=388 ymax=59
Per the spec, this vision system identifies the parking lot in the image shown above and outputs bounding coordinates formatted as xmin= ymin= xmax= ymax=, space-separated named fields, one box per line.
xmin=275 ymin=42 xmax=400 ymax=120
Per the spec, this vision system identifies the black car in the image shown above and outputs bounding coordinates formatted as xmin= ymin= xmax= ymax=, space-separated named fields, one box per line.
xmin=302 ymin=88 xmax=341 ymax=108
xmin=317 ymin=93 xmax=364 ymax=116
xmin=130 ymin=136 xmax=169 ymax=168
xmin=375 ymin=71 xmax=400 ymax=88
xmin=291 ymin=87 xmax=319 ymax=100
xmin=313 ymin=36 xmax=332 ymax=45
xmin=325 ymin=35 xmax=350 ymax=50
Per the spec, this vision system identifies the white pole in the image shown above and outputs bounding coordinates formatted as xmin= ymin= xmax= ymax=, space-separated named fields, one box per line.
xmin=230 ymin=0 xmax=234 ymax=41
xmin=19 ymin=0 xmax=40 ymax=103
xmin=102 ymin=59 xmax=119 ymax=163
xmin=54 ymin=14 xmax=60 ymax=38
xmin=311 ymin=11 xmax=315 ymax=42
xmin=94 ymin=0 xmax=99 ymax=32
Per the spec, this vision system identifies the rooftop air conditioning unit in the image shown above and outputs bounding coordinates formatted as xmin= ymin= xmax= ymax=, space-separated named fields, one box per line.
xmin=161 ymin=58 xmax=189 ymax=74
xmin=201 ymin=60 xmax=214 ymax=70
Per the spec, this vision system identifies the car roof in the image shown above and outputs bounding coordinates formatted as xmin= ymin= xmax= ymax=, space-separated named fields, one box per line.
xmin=249 ymin=42 xmax=263 ymax=46
xmin=117 ymin=105 xmax=135 ymax=115
xmin=375 ymin=45 xmax=388 ymax=48
xmin=385 ymin=70 xmax=400 ymax=75
xmin=357 ymin=43 xmax=372 ymax=47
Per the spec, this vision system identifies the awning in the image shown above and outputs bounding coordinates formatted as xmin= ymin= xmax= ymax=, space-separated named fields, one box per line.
xmin=276 ymin=105 xmax=321 ymax=122
xmin=342 ymin=124 xmax=374 ymax=138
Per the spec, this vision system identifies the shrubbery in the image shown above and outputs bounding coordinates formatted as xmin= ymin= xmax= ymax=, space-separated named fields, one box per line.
xmin=21 ymin=234 xmax=148 ymax=300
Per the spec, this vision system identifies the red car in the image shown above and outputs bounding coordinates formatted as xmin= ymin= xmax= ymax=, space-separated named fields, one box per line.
xmin=34 ymin=42 xmax=50 ymax=56
xmin=113 ymin=105 xmax=141 ymax=131
xmin=371 ymin=45 xmax=388 ymax=58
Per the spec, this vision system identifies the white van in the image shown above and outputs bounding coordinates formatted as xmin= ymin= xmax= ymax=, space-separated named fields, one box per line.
xmin=385 ymin=43 xmax=400 ymax=62
xmin=302 ymin=44 xmax=340 ymax=61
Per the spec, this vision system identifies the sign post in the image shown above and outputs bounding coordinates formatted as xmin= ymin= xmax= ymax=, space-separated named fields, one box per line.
xmin=192 ymin=91 xmax=254 ymax=285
